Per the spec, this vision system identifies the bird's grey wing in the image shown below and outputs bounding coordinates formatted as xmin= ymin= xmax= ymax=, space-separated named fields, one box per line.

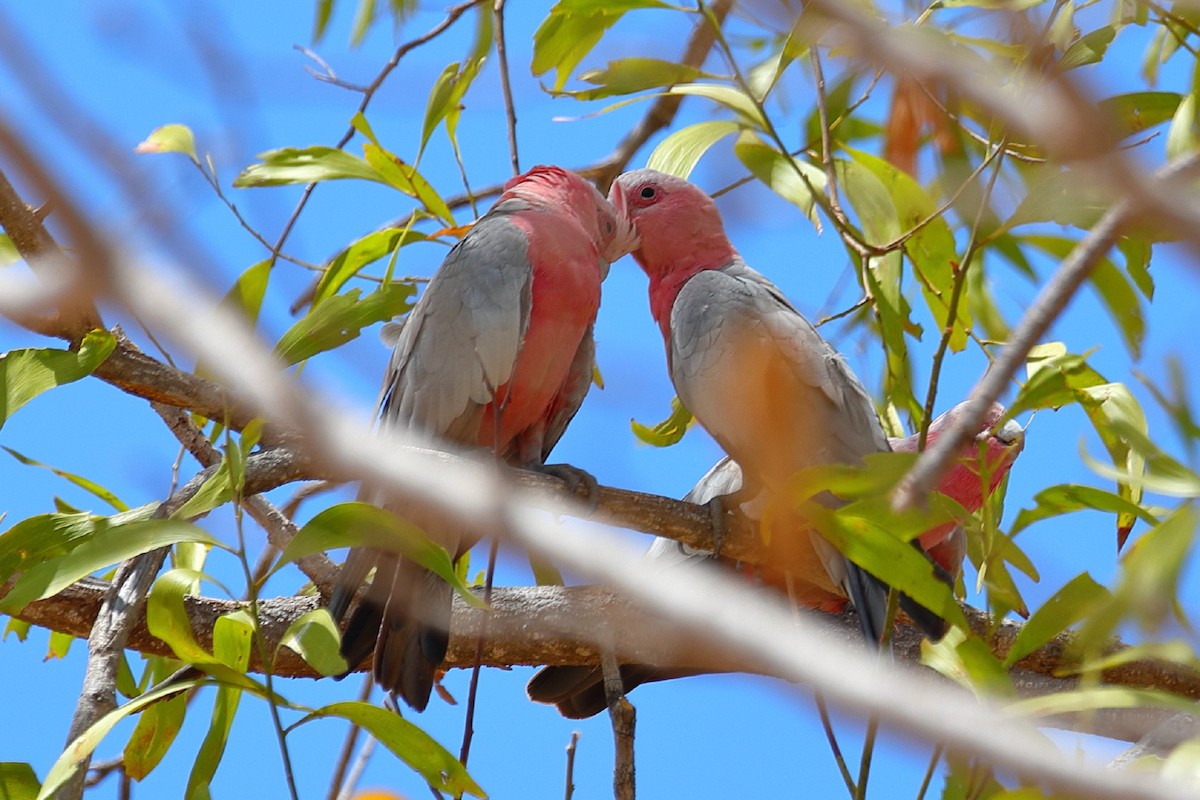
xmin=379 ymin=214 xmax=534 ymax=445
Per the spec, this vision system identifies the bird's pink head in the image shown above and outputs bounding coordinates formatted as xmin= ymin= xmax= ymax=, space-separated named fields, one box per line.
xmin=609 ymin=169 xmax=737 ymax=281
xmin=894 ymin=401 xmax=1025 ymax=513
xmin=502 ymin=165 xmax=638 ymax=268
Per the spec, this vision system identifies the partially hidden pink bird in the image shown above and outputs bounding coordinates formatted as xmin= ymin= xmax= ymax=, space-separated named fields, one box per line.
xmin=528 ymin=399 xmax=1025 ymax=718
xmin=328 ymin=165 xmax=638 ymax=711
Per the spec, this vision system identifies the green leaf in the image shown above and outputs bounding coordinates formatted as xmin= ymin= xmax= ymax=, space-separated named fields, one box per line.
xmin=0 ymin=234 xmax=19 ymax=266
xmin=1009 ymin=686 xmax=1200 ymax=720
xmin=1008 ymin=170 xmax=1109 ymax=230
xmin=350 ymin=0 xmax=375 ymax=47
xmin=921 ymin=627 xmax=1013 ymax=695
xmin=1059 ymin=26 xmax=1117 ymax=70
xmin=274 ymin=282 xmax=416 ymax=365
xmin=846 ymin=147 xmax=968 ymax=352
xmin=734 ymin=131 xmax=825 ymax=227
xmin=570 ymin=57 xmax=704 ymax=100
xmin=646 ymin=120 xmax=740 ymax=179
xmin=0 ymin=329 xmax=116 ymax=431
xmin=147 ymin=568 xmax=218 ymax=664
xmin=1004 ymin=573 xmax=1110 ymax=666
xmin=1167 ymin=90 xmax=1199 ymax=161
xmin=1098 ymin=91 xmax=1183 ymax=138
xmin=1011 ymin=483 xmax=1158 ymax=536
xmin=37 ymin=680 xmax=202 ymax=800
xmin=135 ymin=124 xmax=199 ymax=164
xmin=0 ymin=519 xmax=224 ymax=614
xmin=667 ymin=83 xmax=767 ymax=128
xmin=836 ymin=158 xmax=918 ymax=417
xmin=124 ymin=691 xmax=187 ymax=781
xmin=279 ymin=609 xmax=349 ymax=676
xmin=187 ymin=612 xmax=253 ymax=799
xmin=362 ymin=143 xmax=454 ymax=225
xmin=273 ymin=502 xmax=486 ymax=608
xmin=1 ymin=447 xmax=127 ymax=512
xmin=221 ymin=260 xmax=272 ymax=324
xmin=300 ymin=701 xmax=487 ymax=797
xmin=314 ymin=230 xmax=428 ymax=308
xmin=0 ymin=762 xmax=40 ymax=800
xmin=233 ymin=146 xmax=383 ymax=188
xmin=313 ymin=0 xmax=334 ymax=41
xmin=532 ymin=0 xmax=671 ymax=92
xmin=630 ymin=396 xmax=693 ymax=446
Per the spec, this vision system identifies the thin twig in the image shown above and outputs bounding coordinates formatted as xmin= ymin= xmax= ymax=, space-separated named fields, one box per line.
xmin=265 ymin=0 xmax=485 ymax=270
xmin=564 ymin=731 xmax=581 ymax=800
xmin=601 ymin=648 xmax=636 ymax=800
xmin=327 ymin=674 xmax=374 ymax=800
xmin=459 ymin=536 xmax=501 ymax=766
xmin=493 ymin=0 xmax=519 ymax=177
xmin=916 ymin=744 xmax=944 ymax=800
xmin=816 ymin=693 xmax=858 ymax=797
xmin=917 ymin=143 xmax=1006 ymax=447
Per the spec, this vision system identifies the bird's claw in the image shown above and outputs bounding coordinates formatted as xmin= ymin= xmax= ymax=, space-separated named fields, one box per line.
xmin=537 ymin=463 xmax=601 ymax=513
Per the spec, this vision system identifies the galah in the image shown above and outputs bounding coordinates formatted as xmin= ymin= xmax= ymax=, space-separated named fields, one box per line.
xmin=327 ymin=165 xmax=638 ymax=712
xmin=527 ymin=400 xmax=1025 ymax=719
xmin=607 ymin=167 xmax=896 ymax=645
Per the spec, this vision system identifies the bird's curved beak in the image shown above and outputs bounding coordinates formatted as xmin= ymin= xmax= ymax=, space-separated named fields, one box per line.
xmin=607 ymin=182 xmax=640 ymax=260
xmin=992 ymin=418 xmax=1025 ymax=449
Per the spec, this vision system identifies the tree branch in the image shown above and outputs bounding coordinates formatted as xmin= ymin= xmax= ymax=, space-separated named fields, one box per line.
xmin=12 ymin=579 xmax=1199 ymax=746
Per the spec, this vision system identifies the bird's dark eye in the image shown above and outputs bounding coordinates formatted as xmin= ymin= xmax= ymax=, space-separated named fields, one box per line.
xmin=604 ymin=219 xmax=615 ymax=234
xmin=640 ymin=186 xmax=657 ymax=199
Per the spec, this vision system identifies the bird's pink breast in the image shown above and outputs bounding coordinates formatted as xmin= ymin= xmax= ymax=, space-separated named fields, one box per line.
xmin=477 ymin=211 xmax=603 ymax=458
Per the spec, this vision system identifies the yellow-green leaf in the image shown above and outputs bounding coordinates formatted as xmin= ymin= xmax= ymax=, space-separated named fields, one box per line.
xmin=135 ymin=124 xmax=199 ymax=164
xmin=0 ymin=329 xmax=116 ymax=431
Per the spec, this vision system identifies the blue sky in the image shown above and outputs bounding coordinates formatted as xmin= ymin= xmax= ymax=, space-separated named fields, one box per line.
xmin=1 ymin=2 xmax=1195 ymax=798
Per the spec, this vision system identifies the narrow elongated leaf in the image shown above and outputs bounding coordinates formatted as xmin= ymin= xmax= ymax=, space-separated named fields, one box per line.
xmin=124 ymin=692 xmax=187 ymax=780
xmin=0 ymin=520 xmax=224 ymax=614
xmin=275 ymin=282 xmax=417 ymax=365
xmin=1059 ymin=26 xmax=1117 ymax=69
xmin=734 ymin=131 xmax=825 ymax=227
xmin=0 ymin=329 xmax=116 ymax=430
xmin=187 ymin=612 xmax=253 ymax=799
xmin=2 ymin=447 xmax=127 ymax=512
xmin=571 ymin=57 xmax=704 ymax=100
xmin=0 ymin=762 xmax=39 ymax=800
xmin=37 ymin=680 xmax=202 ymax=800
xmin=272 ymin=502 xmax=485 ymax=608
xmin=301 ymin=701 xmax=487 ymax=797
xmin=847 ymin=147 xmax=968 ymax=352
xmin=1004 ymin=573 xmax=1110 ymax=666
xmin=1098 ymin=91 xmax=1182 ymax=138
xmin=313 ymin=229 xmax=428 ymax=307
xmin=630 ymin=396 xmax=693 ymax=446
xmin=362 ymin=143 xmax=454 ymax=224
xmin=646 ymin=120 xmax=740 ymax=179
xmin=1011 ymin=484 xmax=1157 ymax=536
xmin=667 ymin=83 xmax=767 ymax=127
xmin=233 ymin=147 xmax=383 ymax=188
xmin=533 ymin=0 xmax=671 ymax=91
xmin=222 ymin=260 xmax=272 ymax=323
xmin=836 ymin=158 xmax=918 ymax=417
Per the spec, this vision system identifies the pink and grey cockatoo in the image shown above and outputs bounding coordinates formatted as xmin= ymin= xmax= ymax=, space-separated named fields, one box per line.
xmin=327 ymin=165 xmax=637 ymax=711
xmin=607 ymin=167 xmax=898 ymax=644
xmin=527 ymin=399 xmax=1025 ymax=718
